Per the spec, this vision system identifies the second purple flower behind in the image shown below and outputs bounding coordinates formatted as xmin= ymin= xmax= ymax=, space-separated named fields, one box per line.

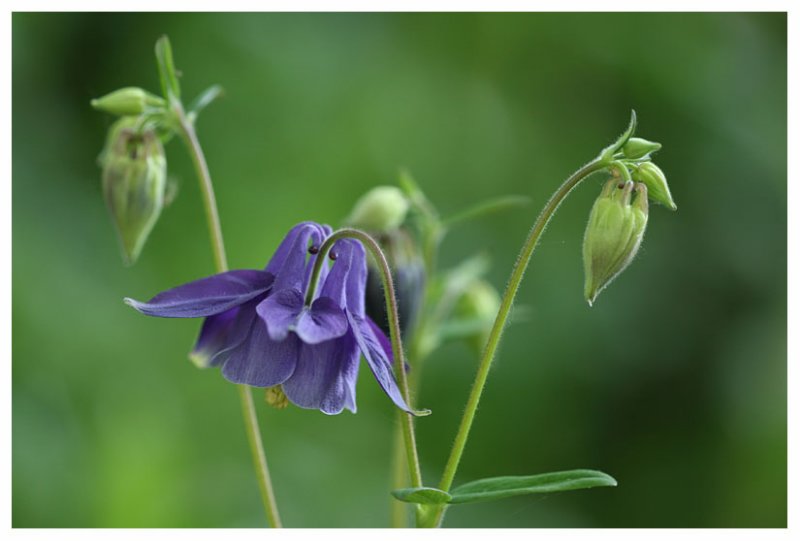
xmin=126 ymin=221 xmax=411 ymax=415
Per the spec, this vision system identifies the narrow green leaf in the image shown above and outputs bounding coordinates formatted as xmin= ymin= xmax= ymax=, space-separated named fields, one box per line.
xmin=449 ymin=469 xmax=617 ymax=504
xmin=438 ymin=317 xmax=494 ymax=341
xmin=155 ymin=36 xmax=181 ymax=100
xmin=392 ymin=487 xmax=452 ymax=505
xmin=188 ymin=85 xmax=224 ymax=121
xmin=442 ymin=195 xmax=530 ymax=227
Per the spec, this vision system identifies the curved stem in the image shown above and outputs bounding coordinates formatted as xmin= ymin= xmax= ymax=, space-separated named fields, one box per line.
xmin=425 ymin=158 xmax=606 ymax=527
xmin=174 ymin=104 xmax=283 ymax=528
xmin=308 ymin=228 xmax=425 ymax=490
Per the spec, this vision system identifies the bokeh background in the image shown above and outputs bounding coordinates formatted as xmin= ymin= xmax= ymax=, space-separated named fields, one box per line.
xmin=12 ymin=12 xmax=786 ymax=527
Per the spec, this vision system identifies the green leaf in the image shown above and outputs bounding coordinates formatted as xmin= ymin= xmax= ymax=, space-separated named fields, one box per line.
xmin=391 ymin=487 xmax=452 ymax=505
xmin=155 ymin=36 xmax=181 ymax=101
xmin=449 ymin=469 xmax=617 ymax=504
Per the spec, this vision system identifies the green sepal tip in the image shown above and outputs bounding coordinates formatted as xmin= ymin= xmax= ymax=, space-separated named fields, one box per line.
xmin=600 ymin=110 xmax=637 ymax=164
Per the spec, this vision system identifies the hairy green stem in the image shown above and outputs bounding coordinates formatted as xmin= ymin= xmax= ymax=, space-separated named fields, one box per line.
xmin=307 ymin=228 xmax=425 ymax=492
xmin=174 ymin=105 xmax=227 ymax=273
xmin=174 ymin=104 xmax=283 ymax=528
xmin=424 ymin=158 xmax=606 ymax=527
xmin=390 ymin=422 xmax=410 ymax=527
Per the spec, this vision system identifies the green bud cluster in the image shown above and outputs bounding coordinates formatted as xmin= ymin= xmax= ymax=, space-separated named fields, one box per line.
xmin=582 ymin=179 xmax=648 ymax=306
xmin=101 ymin=118 xmax=167 ymax=265
xmin=91 ymin=37 xmax=225 ymax=266
xmin=579 ymin=118 xmax=677 ymax=305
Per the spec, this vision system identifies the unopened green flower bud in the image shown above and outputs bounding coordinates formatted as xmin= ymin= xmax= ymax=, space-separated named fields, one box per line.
xmin=622 ymin=137 xmax=662 ymax=159
xmin=583 ymin=180 xmax=649 ymax=306
xmin=101 ymin=117 xmax=167 ymax=265
xmin=633 ymin=162 xmax=676 ymax=211
xmin=454 ymin=279 xmax=501 ymax=353
xmin=91 ymin=87 xmax=165 ymax=116
xmin=347 ymin=186 xmax=410 ymax=233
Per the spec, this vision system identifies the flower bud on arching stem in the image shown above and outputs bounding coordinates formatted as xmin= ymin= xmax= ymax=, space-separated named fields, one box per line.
xmin=420 ymin=155 xmax=609 ymax=527
xmin=422 ymin=112 xmax=676 ymax=528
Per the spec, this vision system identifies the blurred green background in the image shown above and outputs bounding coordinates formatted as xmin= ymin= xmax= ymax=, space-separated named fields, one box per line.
xmin=12 ymin=12 xmax=786 ymax=527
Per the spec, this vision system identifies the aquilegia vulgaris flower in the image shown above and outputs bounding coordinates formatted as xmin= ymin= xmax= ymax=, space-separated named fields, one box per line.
xmin=126 ymin=221 xmax=411 ymax=415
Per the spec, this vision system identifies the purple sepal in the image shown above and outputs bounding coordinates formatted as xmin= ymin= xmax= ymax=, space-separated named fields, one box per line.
xmin=282 ymin=330 xmax=360 ymax=415
xmin=347 ymin=310 xmax=411 ymax=413
xmin=189 ymin=307 xmax=239 ymax=368
xmin=125 ymin=270 xmax=273 ymax=318
xmin=220 ymin=310 xmax=300 ymax=387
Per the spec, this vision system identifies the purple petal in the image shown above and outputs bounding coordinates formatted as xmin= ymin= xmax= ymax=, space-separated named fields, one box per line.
xmin=295 ymin=297 xmax=348 ymax=345
xmin=264 ymin=222 xmax=325 ymax=275
xmin=205 ymin=298 xmax=264 ymax=368
xmin=268 ymin=223 xmax=324 ymax=292
xmin=189 ymin=307 xmax=240 ymax=368
xmin=347 ymin=311 xmax=411 ymax=413
xmin=319 ymin=239 xmax=356 ymax=305
xmin=257 ymin=289 xmax=348 ymax=344
xmin=256 ymin=288 xmax=305 ymax=341
xmin=366 ymin=316 xmax=394 ymax=364
xmin=367 ymin=316 xmax=411 ymax=372
xmin=221 ymin=313 xmax=300 ymax=387
xmin=282 ymin=331 xmax=360 ymax=415
xmin=344 ymin=240 xmax=368 ymax=316
xmin=125 ymin=270 xmax=273 ymax=318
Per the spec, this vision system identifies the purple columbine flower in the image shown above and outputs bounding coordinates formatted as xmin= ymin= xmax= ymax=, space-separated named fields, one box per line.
xmin=125 ymin=221 xmax=411 ymax=415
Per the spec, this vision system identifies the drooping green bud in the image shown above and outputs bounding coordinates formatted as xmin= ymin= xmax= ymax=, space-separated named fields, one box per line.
xmin=632 ymin=161 xmax=676 ymax=211
xmin=91 ymin=87 xmax=166 ymax=116
xmin=101 ymin=117 xmax=167 ymax=265
xmin=454 ymin=279 xmax=501 ymax=354
xmin=347 ymin=186 xmax=410 ymax=233
xmin=582 ymin=180 xmax=649 ymax=306
xmin=622 ymin=137 xmax=662 ymax=159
